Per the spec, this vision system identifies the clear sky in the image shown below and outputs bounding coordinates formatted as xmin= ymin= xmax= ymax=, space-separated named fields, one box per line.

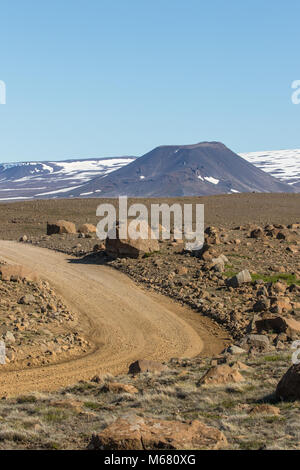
xmin=0 ymin=0 xmax=300 ymax=162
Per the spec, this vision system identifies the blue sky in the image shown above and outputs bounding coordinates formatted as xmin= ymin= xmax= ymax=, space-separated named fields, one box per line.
xmin=0 ymin=0 xmax=299 ymax=162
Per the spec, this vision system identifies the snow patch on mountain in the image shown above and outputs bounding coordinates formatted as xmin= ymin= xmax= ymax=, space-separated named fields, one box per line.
xmin=240 ymin=149 xmax=300 ymax=186
xmin=0 ymin=156 xmax=136 ymax=201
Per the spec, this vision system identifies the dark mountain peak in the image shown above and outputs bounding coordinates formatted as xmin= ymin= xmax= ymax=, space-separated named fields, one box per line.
xmin=155 ymin=141 xmax=227 ymax=151
xmin=66 ymin=141 xmax=296 ymax=198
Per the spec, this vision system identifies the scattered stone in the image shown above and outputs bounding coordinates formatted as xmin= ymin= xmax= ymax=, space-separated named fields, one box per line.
xmin=4 ymin=331 xmax=15 ymax=343
xmin=93 ymin=243 xmax=105 ymax=252
xmin=225 ymin=345 xmax=246 ymax=355
xmin=18 ymin=294 xmax=35 ymax=305
xmin=250 ymin=227 xmax=264 ymax=239
xmin=198 ymin=364 xmax=244 ymax=386
xmin=226 ymin=270 xmax=252 ymax=288
xmin=101 ymin=382 xmax=138 ymax=394
xmin=47 ymin=220 xmax=76 ymax=235
xmin=128 ymin=359 xmax=168 ymax=375
xmin=240 ymin=334 xmax=270 ymax=351
xmin=248 ymin=404 xmax=280 ymax=416
xmin=78 ymin=224 xmax=97 ymax=234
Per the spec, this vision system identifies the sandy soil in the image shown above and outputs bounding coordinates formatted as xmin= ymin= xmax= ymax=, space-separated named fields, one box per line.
xmin=0 ymin=241 xmax=228 ymax=396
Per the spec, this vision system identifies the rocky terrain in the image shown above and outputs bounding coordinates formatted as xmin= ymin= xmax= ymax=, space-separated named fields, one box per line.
xmin=0 ymin=194 xmax=300 ymax=450
xmin=0 ymin=349 xmax=299 ymax=450
xmin=0 ymin=262 xmax=92 ymax=370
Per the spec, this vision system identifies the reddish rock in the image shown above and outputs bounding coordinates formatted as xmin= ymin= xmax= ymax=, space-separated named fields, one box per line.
xmin=88 ymin=415 xmax=227 ymax=450
xmin=248 ymin=404 xmax=280 ymax=416
xmin=128 ymin=359 xmax=168 ymax=375
xmin=255 ymin=315 xmax=300 ymax=336
xmin=276 ymin=363 xmax=300 ymax=400
xmin=0 ymin=264 xmax=39 ymax=282
xmin=198 ymin=364 xmax=244 ymax=386
xmin=250 ymin=227 xmax=264 ymax=239
xmin=78 ymin=223 xmax=97 ymax=234
xmin=270 ymin=297 xmax=292 ymax=314
xmin=47 ymin=220 xmax=76 ymax=235
xmin=106 ymin=221 xmax=159 ymax=259
xmin=101 ymin=382 xmax=138 ymax=394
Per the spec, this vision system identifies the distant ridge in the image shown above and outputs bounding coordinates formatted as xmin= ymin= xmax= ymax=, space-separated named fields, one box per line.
xmin=0 ymin=157 xmax=135 ymax=201
xmin=66 ymin=141 xmax=296 ymax=198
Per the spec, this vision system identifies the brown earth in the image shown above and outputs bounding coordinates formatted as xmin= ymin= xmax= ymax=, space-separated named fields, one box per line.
xmin=0 ymin=193 xmax=300 ymax=240
xmin=0 ymin=195 xmax=299 ymax=449
xmin=0 ymin=240 xmax=228 ymax=397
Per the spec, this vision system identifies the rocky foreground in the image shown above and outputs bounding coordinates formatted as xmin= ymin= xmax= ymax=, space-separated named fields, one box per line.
xmin=0 ymin=262 xmax=91 ymax=369
xmin=1 ymin=215 xmax=300 ymax=449
xmin=0 ymin=349 xmax=299 ymax=450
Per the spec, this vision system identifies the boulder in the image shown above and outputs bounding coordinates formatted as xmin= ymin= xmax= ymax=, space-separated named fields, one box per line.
xmin=128 ymin=359 xmax=168 ymax=375
xmin=47 ymin=220 xmax=76 ymax=235
xmin=210 ymin=256 xmax=226 ymax=273
xmin=248 ymin=404 xmax=280 ymax=416
xmin=225 ymin=345 xmax=246 ymax=355
xmin=18 ymin=294 xmax=35 ymax=305
xmin=250 ymin=227 xmax=264 ymax=239
xmin=100 ymin=382 xmax=138 ymax=394
xmin=106 ymin=221 xmax=160 ymax=259
xmin=253 ymin=297 xmax=271 ymax=312
xmin=78 ymin=223 xmax=97 ymax=234
xmin=240 ymin=334 xmax=270 ymax=351
xmin=195 ymin=243 xmax=217 ymax=261
xmin=276 ymin=363 xmax=300 ymax=400
xmin=87 ymin=415 xmax=227 ymax=450
xmin=255 ymin=315 xmax=300 ymax=336
xmin=270 ymin=297 xmax=293 ymax=314
xmin=198 ymin=364 xmax=244 ymax=386
xmin=93 ymin=243 xmax=105 ymax=252
xmin=0 ymin=264 xmax=39 ymax=282
xmin=204 ymin=227 xmax=220 ymax=245
xmin=4 ymin=331 xmax=15 ymax=343
xmin=226 ymin=270 xmax=252 ymax=288
xmin=273 ymin=282 xmax=287 ymax=294
xmin=175 ymin=266 xmax=188 ymax=275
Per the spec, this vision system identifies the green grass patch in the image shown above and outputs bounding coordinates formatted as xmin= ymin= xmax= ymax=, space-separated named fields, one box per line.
xmin=239 ymin=440 xmax=267 ymax=450
xmin=43 ymin=409 xmax=67 ymax=423
xmin=251 ymin=273 xmax=300 ymax=286
xmin=263 ymin=355 xmax=283 ymax=362
xmin=223 ymin=270 xmax=237 ymax=278
xmin=84 ymin=401 xmax=102 ymax=411
xmin=17 ymin=395 xmax=38 ymax=404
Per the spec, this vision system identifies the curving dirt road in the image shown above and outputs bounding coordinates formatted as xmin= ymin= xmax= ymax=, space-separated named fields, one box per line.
xmin=0 ymin=241 xmax=228 ymax=396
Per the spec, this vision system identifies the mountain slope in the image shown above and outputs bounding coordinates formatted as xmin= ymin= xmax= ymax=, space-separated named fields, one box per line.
xmin=0 ymin=157 xmax=135 ymax=201
xmin=66 ymin=142 xmax=295 ymax=198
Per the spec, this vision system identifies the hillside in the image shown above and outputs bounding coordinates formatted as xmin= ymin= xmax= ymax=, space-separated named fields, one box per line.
xmin=0 ymin=157 xmax=135 ymax=201
xmin=66 ymin=142 xmax=295 ymax=198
